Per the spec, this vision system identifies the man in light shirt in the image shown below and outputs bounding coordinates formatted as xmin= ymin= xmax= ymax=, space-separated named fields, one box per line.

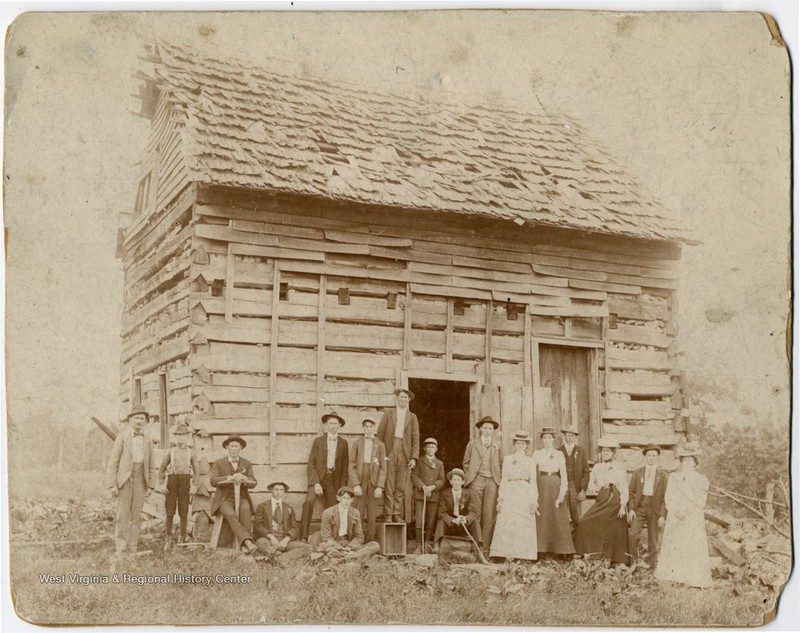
xmin=106 ymin=403 xmax=158 ymax=555
xmin=558 ymin=428 xmax=590 ymax=534
xmin=309 ymin=487 xmax=380 ymax=560
xmin=348 ymin=418 xmax=387 ymax=542
xmin=253 ymin=481 xmax=311 ymax=560
xmin=627 ymin=444 xmax=668 ymax=568
xmin=377 ymin=388 xmax=420 ymax=523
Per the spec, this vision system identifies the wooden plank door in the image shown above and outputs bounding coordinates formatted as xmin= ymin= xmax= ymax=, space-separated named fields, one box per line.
xmin=538 ymin=345 xmax=593 ymax=450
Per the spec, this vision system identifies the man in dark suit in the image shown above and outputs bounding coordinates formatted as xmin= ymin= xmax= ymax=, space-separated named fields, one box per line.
xmin=348 ymin=418 xmax=387 ymax=542
xmin=209 ymin=435 xmax=258 ymax=554
xmin=106 ymin=403 xmax=158 ymax=554
xmin=299 ymin=411 xmax=349 ymax=541
xmin=627 ymin=444 xmax=668 ymax=568
xmin=253 ymin=481 xmax=311 ymax=560
xmin=463 ymin=416 xmax=502 ymax=556
xmin=377 ymin=388 xmax=420 ymax=523
xmin=411 ymin=437 xmax=446 ymax=553
xmin=433 ymin=468 xmax=482 ymax=549
xmin=558 ymin=427 xmax=590 ymax=533
xmin=309 ymin=487 xmax=380 ymax=560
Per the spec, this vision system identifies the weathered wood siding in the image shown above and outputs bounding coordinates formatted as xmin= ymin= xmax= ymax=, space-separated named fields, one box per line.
xmin=184 ymin=186 xmax=684 ymax=506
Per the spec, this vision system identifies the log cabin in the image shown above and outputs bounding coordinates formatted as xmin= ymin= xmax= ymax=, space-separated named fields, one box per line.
xmin=118 ymin=41 xmax=694 ymax=514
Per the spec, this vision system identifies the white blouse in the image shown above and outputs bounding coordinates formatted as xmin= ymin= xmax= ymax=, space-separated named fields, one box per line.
xmin=588 ymin=460 xmax=629 ymax=507
xmin=532 ymin=448 xmax=568 ymax=499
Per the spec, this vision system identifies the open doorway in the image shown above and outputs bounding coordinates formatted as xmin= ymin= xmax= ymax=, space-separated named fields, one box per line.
xmin=407 ymin=378 xmax=472 ymax=473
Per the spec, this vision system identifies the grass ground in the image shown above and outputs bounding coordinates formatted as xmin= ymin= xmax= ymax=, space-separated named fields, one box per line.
xmin=7 ymin=469 xmax=782 ymax=626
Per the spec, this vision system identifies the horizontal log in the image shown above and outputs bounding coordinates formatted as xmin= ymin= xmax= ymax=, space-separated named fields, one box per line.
xmin=608 ymin=324 xmax=671 ymax=349
xmin=599 ymin=428 xmax=680 ymax=447
xmin=530 ymin=252 xmax=678 ymax=281
xmin=324 ymin=229 xmax=412 ymax=248
xmin=129 ymin=333 xmax=190 ymax=374
xmin=607 ymin=296 xmax=670 ymax=321
xmin=531 ymin=316 xmax=566 ymax=337
xmin=606 ymin=370 xmax=673 ymax=389
xmin=605 ymin=347 xmax=672 ymax=370
xmin=602 ymin=397 xmax=673 ymax=418
xmin=602 ymin=408 xmax=674 ymax=421
xmin=568 ymin=278 xmax=642 ymax=295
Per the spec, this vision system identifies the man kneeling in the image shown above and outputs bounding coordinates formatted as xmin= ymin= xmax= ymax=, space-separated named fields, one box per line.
xmin=253 ymin=481 xmax=311 ymax=561
xmin=309 ymin=487 xmax=380 ymax=560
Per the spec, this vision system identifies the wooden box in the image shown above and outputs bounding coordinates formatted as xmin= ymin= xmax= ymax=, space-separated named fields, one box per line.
xmin=377 ymin=522 xmax=406 ymax=556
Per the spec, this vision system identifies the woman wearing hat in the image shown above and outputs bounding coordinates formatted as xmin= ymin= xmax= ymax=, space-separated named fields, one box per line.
xmin=574 ymin=437 xmax=630 ymax=564
xmin=490 ymin=431 xmax=538 ymax=560
xmin=655 ymin=443 xmax=712 ymax=587
xmin=533 ymin=428 xmax=575 ymax=557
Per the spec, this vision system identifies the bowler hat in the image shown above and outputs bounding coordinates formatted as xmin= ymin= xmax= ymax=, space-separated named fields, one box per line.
xmin=447 ymin=468 xmax=466 ymax=482
xmin=393 ymin=388 xmax=415 ymax=401
xmin=561 ymin=427 xmax=580 ymax=436
xmin=423 ymin=437 xmax=438 ymax=447
xmin=641 ymin=443 xmax=662 ymax=455
xmin=267 ymin=481 xmax=290 ymax=492
xmin=597 ymin=437 xmax=620 ymax=449
xmin=127 ymin=403 xmax=150 ymax=420
xmin=476 ymin=415 xmax=499 ymax=429
xmin=337 ymin=486 xmax=356 ymax=498
xmin=222 ymin=435 xmax=247 ymax=449
xmin=321 ymin=411 xmax=346 ymax=427
xmin=511 ymin=431 xmax=531 ymax=444
xmin=539 ymin=426 xmax=558 ymax=438
xmin=173 ymin=424 xmax=191 ymax=435
xmin=361 ymin=418 xmax=376 ymax=427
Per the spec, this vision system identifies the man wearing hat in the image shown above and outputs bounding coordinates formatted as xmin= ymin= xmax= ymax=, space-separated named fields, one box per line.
xmin=411 ymin=437 xmax=446 ymax=553
xmin=300 ymin=411 xmax=350 ymax=541
xmin=210 ymin=435 xmax=258 ymax=554
xmin=433 ymin=468 xmax=481 ymax=549
xmin=558 ymin=427 xmax=590 ymax=533
xmin=627 ymin=444 xmax=668 ymax=568
xmin=157 ymin=423 xmax=199 ymax=549
xmin=377 ymin=388 xmax=420 ymax=522
xmin=106 ymin=403 xmax=158 ymax=554
xmin=463 ymin=415 xmax=503 ymax=556
xmin=253 ymin=481 xmax=310 ymax=559
xmin=309 ymin=487 xmax=381 ymax=560
xmin=348 ymin=418 xmax=387 ymax=542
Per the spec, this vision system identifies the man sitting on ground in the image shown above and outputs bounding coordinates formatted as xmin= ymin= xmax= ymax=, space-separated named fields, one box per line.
xmin=253 ymin=481 xmax=311 ymax=561
xmin=309 ymin=487 xmax=380 ymax=561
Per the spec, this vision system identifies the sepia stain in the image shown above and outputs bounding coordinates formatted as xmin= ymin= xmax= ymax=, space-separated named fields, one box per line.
xmin=449 ymin=45 xmax=469 ymax=64
xmin=616 ymin=15 xmax=636 ymax=36
xmin=705 ymin=308 xmax=735 ymax=324
xmin=15 ymin=45 xmax=26 ymax=57
xmin=198 ymin=24 xmax=216 ymax=38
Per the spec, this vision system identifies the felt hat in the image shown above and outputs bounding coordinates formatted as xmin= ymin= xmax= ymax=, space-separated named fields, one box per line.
xmin=222 ymin=435 xmax=247 ymax=449
xmin=127 ymin=403 xmax=150 ymax=420
xmin=267 ymin=481 xmax=290 ymax=492
xmin=393 ymin=388 xmax=415 ymax=401
xmin=447 ymin=468 xmax=466 ymax=482
xmin=561 ymin=427 xmax=580 ymax=436
xmin=337 ymin=486 xmax=356 ymax=498
xmin=476 ymin=415 xmax=499 ymax=429
xmin=677 ymin=443 xmax=703 ymax=458
xmin=361 ymin=418 xmax=377 ymax=427
xmin=173 ymin=424 xmax=191 ymax=435
xmin=597 ymin=437 xmax=620 ymax=449
xmin=511 ymin=431 xmax=532 ymax=444
xmin=321 ymin=411 xmax=346 ymax=427
xmin=539 ymin=426 xmax=558 ymax=438
xmin=641 ymin=443 xmax=662 ymax=455
xmin=423 ymin=437 xmax=438 ymax=447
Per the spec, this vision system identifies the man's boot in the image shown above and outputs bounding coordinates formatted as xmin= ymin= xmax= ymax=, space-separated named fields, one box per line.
xmin=179 ymin=516 xmax=188 ymax=543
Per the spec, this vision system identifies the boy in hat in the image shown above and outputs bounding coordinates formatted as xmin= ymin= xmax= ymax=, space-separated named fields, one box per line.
xmin=463 ymin=416 xmax=502 ymax=557
xmin=209 ymin=435 xmax=258 ymax=554
xmin=433 ymin=468 xmax=481 ymax=550
xmin=411 ymin=437 xmax=445 ymax=553
xmin=106 ymin=403 xmax=158 ymax=555
xmin=157 ymin=423 xmax=198 ymax=549
xmin=253 ymin=482 xmax=311 ymax=560
xmin=309 ymin=487 xmax=380 ymax=560
xmin=348 ymin=418 xmax=387 ymax=542
xmin=300 ymin=411 xmax=349 ymax=541
xmin=377 ymin=388 xmax=420 ymax=523
xmin=627 ymin=444 xmax=668 ymax=568
xmin=558 ymin=427 xmax=590 ymax=532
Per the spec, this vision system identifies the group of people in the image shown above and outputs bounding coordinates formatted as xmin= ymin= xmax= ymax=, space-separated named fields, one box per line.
xmin=106 ymin=388 xmax=713 ymax=588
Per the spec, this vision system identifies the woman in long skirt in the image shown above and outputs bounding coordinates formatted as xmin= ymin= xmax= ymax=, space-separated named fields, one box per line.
xmin=533 ymin=427 xmax=575 ymax=557
xmin=574 ymin=437 xmax=629 ymax=564
xmin=655 ymin=443 xmax=713 ymax=587
xmin=490 ymin=431 xmax=538 ymax=560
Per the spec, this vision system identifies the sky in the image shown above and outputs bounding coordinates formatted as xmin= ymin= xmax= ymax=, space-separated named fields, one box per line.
xmin=3 ymin=7 xmax=792 ymax=433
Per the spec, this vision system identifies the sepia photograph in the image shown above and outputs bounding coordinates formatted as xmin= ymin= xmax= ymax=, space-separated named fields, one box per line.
xmin=2 ymin=4 xmax=795 ymax=629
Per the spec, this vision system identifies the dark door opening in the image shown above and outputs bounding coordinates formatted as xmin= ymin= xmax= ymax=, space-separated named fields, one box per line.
xmin=407 ymin=378 xmax=472 ymax=474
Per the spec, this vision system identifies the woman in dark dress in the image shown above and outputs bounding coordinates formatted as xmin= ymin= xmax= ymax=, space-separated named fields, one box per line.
xmin=533 ymin=427 xmax=576 ymax=557
xmin=574 ymin=437 xmax=630 ymax=564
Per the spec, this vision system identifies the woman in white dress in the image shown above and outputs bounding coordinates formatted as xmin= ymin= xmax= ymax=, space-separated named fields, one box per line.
xmin=655 ymin=443 xmax=713 ymax=588
xmin=533 ymin=427 xmax=576 ymax=557
xmin=490 ymin=431 xmax=538 ymax=560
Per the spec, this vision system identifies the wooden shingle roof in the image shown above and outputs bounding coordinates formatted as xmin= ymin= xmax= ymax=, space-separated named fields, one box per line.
xmin=148 ymin=41 xmax=691 ymax=243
